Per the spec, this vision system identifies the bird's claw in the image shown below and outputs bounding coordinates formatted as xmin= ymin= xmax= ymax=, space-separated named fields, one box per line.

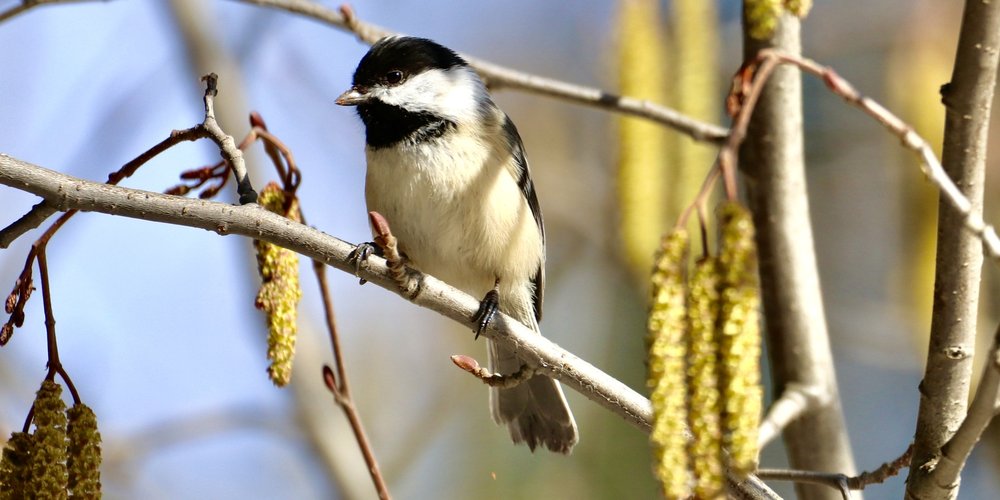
xmin=349 ymin=242 xmax=379 ymax=284
xmin=473 ymin=289 xmax=500 ymax=339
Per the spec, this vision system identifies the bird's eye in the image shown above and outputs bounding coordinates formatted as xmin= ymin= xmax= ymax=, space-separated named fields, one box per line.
xmin=385 ymin=70 xmax=404 ymax=85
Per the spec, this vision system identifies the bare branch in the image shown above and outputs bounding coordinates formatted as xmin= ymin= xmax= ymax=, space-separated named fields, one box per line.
xmin=199 ymin=74 xmax=257 ymax=204
xmin=229 ymin=0 xmax=729 ymax=143
xmin=0 ymin=201 xmax=58 ymax=248
xmin=313 ymin=264 xmax=391 ymax=500
xmin=0 ymin=155 xmax=780 ymax=500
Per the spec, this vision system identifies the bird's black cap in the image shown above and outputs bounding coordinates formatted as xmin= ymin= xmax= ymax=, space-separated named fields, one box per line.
xmin=352 ymin=36 xmax=467 ymax=88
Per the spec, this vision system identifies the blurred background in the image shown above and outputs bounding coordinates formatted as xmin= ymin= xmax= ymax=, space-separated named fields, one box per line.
xmin=1 ymin=0 xmax=998 ymax=498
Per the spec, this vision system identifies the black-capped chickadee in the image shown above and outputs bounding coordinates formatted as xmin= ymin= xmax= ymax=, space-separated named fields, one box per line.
xmin=337 ymin=36 xmax=578 ymax=453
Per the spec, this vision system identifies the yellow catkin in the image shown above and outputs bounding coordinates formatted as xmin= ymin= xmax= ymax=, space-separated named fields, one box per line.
xmin=668 ymin=0 xmax=720 ymax=251
xmin=647 ymin=230 xmax=691 ymax=499
xmin=617 ymin=0 xmax=671 ymax=282
xmin=717 ymin=203 xmax=762 ymax=477
xmin=686 ymin=257 xmax=725 ymax=499
xmin=28 ymin=380 xmax=67 ymax=498
xmin=743 ymin=0 xmax=783 ymax=40
xmin=67 ymin=404 xmax=101 ymax=498
xmin=0 ymin=432 xmax=34 ymax=498
xmin=254 ymin=182 xmax=303 ymax=387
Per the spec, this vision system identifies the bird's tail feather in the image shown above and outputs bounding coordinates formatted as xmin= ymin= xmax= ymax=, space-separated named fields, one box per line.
xmin=487 ymin=336 xmax=578 ymax=454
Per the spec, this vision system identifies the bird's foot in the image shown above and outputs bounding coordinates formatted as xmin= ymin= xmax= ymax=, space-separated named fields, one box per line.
xmin=348 ymin=242 xmax=382 ymax=285
xmin=473 ymin=289 xmax=500 ymax=339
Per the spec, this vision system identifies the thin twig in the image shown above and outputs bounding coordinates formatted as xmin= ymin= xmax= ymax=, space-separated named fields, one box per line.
xmin=755 ymin=469 xmax=851 ymax=500
xmin=35 ymin=249 xmax=81 ymax=406
xmin=199 ymin=74 xmax=257 ymax=204
xmin=245 ymin=112 xmax=388 ymax=499
xmin=229 ymin=0 xmax=729 ymax=143
xmin=848 ymin=444 xmax=913 ymax=490
xmin=2 ymin=77 xmax=248 ymax=344
xmin=314 ymin=264 xmax=391 ymax=500
xmin=756 ymin=443 xmax=914 ymax=497
xmin=738 ymin=50 xmax=1000 ymax=263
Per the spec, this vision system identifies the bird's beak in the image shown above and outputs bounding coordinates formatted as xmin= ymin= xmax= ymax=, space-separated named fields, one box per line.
xmin=336 ymin=87 xmax=368 ymax=106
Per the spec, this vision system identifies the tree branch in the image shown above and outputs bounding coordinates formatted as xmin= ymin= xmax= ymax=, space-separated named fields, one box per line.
xmin=0 ymin=154 xmax=780 ymax=499
xmin=229 ymin=0 xmax=729 ymax=143
xmin=906 ymin=0 xmax=1000 ymax=497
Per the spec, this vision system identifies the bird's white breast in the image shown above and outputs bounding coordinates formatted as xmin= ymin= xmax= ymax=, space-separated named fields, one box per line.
xmin=364 ymin=129 xmax=542 ymax=299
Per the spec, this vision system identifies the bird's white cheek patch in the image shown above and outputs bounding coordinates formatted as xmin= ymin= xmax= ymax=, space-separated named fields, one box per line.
xmin=379 ymin=68 xmax=483 ymax=125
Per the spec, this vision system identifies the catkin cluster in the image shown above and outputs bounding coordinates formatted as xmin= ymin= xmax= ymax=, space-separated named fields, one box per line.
xmin=0 ymin=380 xmax=102 ymax=499
xmin=646 ymin=202 xmax=762 ymax=498
xmin=254 ymin=182 xmax=303 ymax=387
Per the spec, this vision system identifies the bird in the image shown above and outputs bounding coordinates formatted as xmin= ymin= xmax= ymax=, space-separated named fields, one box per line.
xmin=336 ymin=36 xmax=578 ymax=453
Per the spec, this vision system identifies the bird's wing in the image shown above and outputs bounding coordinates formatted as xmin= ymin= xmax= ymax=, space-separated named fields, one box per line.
xmin=502 ymin=115 xmax=545 ymax=322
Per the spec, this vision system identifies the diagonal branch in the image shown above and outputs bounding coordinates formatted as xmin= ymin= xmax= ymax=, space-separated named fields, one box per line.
xmin=0 ymin=154 xmax=780 ymax=500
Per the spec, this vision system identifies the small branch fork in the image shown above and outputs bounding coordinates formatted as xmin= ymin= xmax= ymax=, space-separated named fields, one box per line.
xmin=0 ymin=74 xmax=257 ymax=249
xmin=2 ymin=74 xmax=254 ymax=341
xmin=1 ymin=74 xmax=255 ymax=436
xmin=757 ymin=444 xmax=914 ymax=500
